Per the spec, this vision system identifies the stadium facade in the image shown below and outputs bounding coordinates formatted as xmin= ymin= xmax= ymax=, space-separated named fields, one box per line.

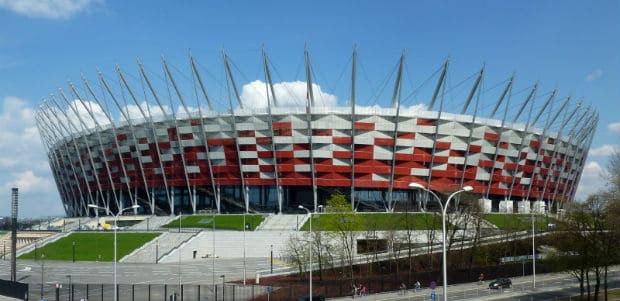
xmin=35 ymin=49 xmax=597 ymax=217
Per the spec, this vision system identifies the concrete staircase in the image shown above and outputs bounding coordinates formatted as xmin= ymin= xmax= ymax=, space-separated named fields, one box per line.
xmin=7 ymin=231 xmax=69 ymax=258
xmin=159 ymin=230 xmax=296 ymax=262
xmin=120 ymin=231 xmax=197 ymax=263
xmin=126 ymin=215 xmax=177 ymax=231
xmin=448 ymin=213 xmax=498 ymax=230
xmin=256 ymin=214 xmax=308 ymax=231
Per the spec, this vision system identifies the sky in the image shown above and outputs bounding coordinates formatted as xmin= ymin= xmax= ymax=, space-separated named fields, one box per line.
xmin=0 ymin=0 xmax=618 ymax=218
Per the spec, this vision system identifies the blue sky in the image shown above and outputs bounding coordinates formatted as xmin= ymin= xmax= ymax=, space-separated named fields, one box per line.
xmin=0 ymin=0 xmax=618 ymax=218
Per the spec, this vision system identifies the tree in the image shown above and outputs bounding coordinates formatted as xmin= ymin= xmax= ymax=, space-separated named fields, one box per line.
xmin=285 ymin=233 xmax=309 ymax=278
xmin=547 ymin=202 xmax=594 ymax=299
xmin=547 ymin=193 xmax=620 ymax=300
xmin=324 ymin=194 xmax=363 ymax=285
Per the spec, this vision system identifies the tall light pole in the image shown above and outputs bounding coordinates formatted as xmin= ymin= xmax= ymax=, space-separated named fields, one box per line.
xmin=530 ymin=200 xmax=543 ymax=289
xmin=88 ymin=204 xmax=140 ymax=301
xmin=66 ymin=275 xmax=72 ymax=301
xmin=408 ymin=183 xmax=472 ymax=301
xmin=220 ymin=275 xmax=225 ymax=301
xmin=212 ymin=211 xmax=216 ymax=289
xmin=40 ymin=253 xmax=45 ymax=299
xmin=532 ymin=207 xmax=536 ymax=289
xmin=179 ymin=212 xmax=182 ymax=290
xmin=298 ymin=205 xmax=313 ymax=300
xmin=243 ymin=213 xmax=247 ymax=286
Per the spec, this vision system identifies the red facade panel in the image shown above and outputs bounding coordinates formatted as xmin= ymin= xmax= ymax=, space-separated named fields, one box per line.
xmin=354 ymin=122 xmax=375 ymax=131
xmin=332 ymin=136 xmax=352 ymax=144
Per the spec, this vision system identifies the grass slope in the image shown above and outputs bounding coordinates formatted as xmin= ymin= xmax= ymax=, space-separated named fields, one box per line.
xmin=163 ymin=214 xmax=265 ymax=231
xmin=18 ymin=232 xmax=160 ymax=261
xmin=483 ymin=214 xmax=554 ymax=231
xmin=300 ymin=213 xmax=441 ymax=231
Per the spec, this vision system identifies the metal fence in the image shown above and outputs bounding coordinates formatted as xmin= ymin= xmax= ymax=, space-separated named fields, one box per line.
xmin=29 ymin=283 xmax=268 ymax=301
xmin=0 ymin=278 xmax=29 ymax=300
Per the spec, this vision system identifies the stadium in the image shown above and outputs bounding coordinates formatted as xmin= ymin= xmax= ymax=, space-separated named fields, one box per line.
xmin=35 ymin=48 xmax=597 ymax=217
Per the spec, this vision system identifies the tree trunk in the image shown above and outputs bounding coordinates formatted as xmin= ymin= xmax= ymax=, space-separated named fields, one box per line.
xmin=594 ymin=266 xmax=600 ymax=301
xmin=579 ymin=270 xmax=585 ymax=299
xmin=604 ymin=265 xmax=608 ymax=301
xmin=586 ymin=270 xmax=591 ymax=300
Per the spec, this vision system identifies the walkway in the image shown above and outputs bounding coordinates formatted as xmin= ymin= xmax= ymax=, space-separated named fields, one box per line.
xmin=328 ymin=268 xmax=620 ymax=300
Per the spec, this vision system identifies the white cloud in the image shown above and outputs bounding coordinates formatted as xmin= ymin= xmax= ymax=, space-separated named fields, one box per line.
xmin=240 ymin=80 xmax=338 ymax=109
xmin=2 ymin=170 xmax=53 ymax=194
xmin=0 ymin=96 xmax=63 ymax=218
xmin=0 ymin=0 xmax=100 ymax=20
xmin=67 ymin=99 xmax=110 ymax=128
xmin=609 ymin=121 xmax=620 ymax=135
xmin=585 ymin=68 xmax=603 ymax=82
xmin=588 ymin=144 xmax=618 ymax=157
xmin=122 ymin=101 xmax=171 ymax=121
xmin=574 ymin=160 xmax=608 ymax=201
xmin=39 ymin=98 xmax=112 ymax=136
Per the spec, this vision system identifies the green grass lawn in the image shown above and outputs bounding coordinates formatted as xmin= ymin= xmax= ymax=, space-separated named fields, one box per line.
xmin=163 ymin=214 xmax=265 ymax=231
xmin=483 ymin=214 xmax=555 ymax=231
xmin=18 ymin=232 xmax=160 ymax=262
xmin=299 ymin=213 xmax=442 ymax=231
xmin=609 ymin=288 xmax=620 ymax=299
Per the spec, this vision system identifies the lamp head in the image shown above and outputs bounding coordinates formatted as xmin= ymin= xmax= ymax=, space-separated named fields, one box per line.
xmin=408 ymin=183 xmax=426 ymax=190
xmin=87 ymin=204 xmax=98 ymax=209
xmin=298 ymin=205 xmax=304 ymax=209
xmin=130 ymin=205 xmax=140 ymax=209
xmin=462 ymin=186 xmax=473 ymax=192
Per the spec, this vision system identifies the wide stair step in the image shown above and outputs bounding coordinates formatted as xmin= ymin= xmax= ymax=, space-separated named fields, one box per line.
xmin=256 ymin=214 xmax=307 ymax=231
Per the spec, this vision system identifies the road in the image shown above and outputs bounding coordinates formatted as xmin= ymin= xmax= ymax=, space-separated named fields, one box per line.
xmin=329 ymin=268 xmax=620 ymax=301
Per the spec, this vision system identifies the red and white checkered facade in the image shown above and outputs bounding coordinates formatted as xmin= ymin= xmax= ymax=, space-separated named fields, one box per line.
xmin=35 ymin=53 xmax=595 ymax=217
xmin=38 ymin=105 xmax=592 ymax=216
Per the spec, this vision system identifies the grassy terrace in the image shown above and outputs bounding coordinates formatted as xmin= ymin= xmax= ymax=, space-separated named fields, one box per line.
xmin=163 ymin=214 xmax=265 ymax=231
xmin=18 ymin=232 xmax=160 ymax=261
xmin=483 ymin=214 xmax=555 ymax=231
xmin=299 ymin=213 xmax=442 ymax=231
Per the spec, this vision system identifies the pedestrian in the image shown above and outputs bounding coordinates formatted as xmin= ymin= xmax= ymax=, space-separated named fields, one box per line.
xmin=400 ymin=282 xmax=407 ymax=295
xmin=414 ymin=280 xmax=421 ymax=292
xmin=478 ymin=272 xmax=485 ymax=284
xmin=430 ymin=280 xmax=436 ymax=291
xmin=361 ymin=285 xmax=367 ymax=296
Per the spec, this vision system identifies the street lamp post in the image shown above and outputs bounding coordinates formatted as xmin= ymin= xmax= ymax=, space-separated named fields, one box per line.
xmin=179 ymin=212 xmax=182 ymax=290
xmin=66 ymin=275 xmax=72 ymax=301
xmin=408 ymin=183 xmax=472 ymax=301
xmin=72 ymin=241 xmax=76 ymax=263
xmin=220 ymin=275 xmax=225 ymax=301
xmin=529 ymin=200 xmax=546 ymax=289
xmin=270 ymin=244 xmax=273 ymax=274
xmin=88 ymin=204 xmax=140 ymax=301
xmin=243 ymin=213 xmax=246 ymax=286
xmin=40 ymin=253 xmax=45 ymax=299
xmin=298 ymin=205 xmax=318 ymax=301
xmin=212 ymin=212 xmax=216 ymax=289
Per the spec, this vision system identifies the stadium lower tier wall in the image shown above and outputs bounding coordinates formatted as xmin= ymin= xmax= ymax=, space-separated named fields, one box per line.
xmin=61 ymin=185 xmax=557 ymax=216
